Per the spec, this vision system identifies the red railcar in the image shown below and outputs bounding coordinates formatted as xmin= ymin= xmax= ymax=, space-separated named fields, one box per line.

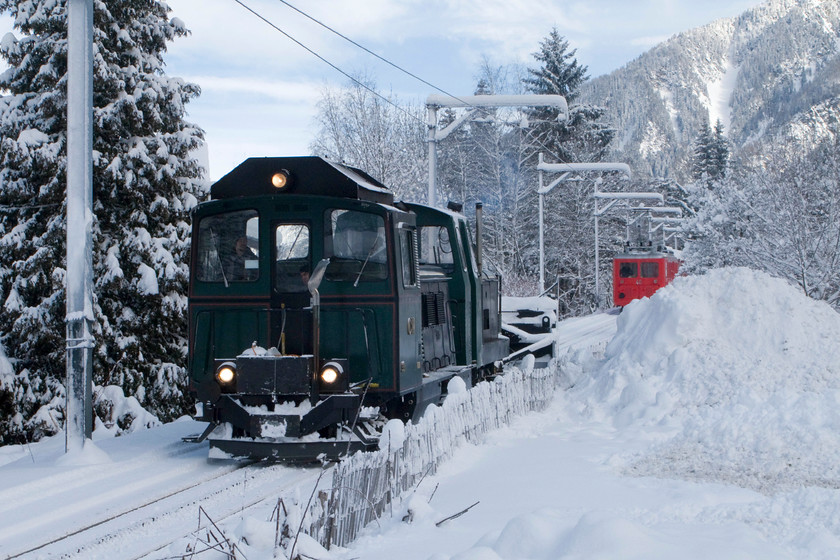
xmin=613 ymin=247 xmax=680 ymax=307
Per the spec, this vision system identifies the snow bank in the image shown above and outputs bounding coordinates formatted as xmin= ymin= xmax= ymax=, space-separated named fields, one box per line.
xmin=93 ymin=385 xmax=161 ymax=436
xmin=567 ymin=267 xmax=840 ymax=493
xmin=444 ymin=509 xmax=782 ymax=560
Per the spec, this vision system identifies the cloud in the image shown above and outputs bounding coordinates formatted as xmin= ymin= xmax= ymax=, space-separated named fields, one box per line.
xmin=2 ymin=0 xmax=767 ymax=179
xmin=167 ymin=0 xmax=357 ymax=74
xmin=183 ymin=75 xmax=321 ymax=104
xmin=167 ymin=0 xmax=594 ymax=80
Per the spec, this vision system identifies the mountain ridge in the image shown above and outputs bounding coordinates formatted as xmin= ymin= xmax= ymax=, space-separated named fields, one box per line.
xmin=581 ymin=0 xmax=840 ymax=180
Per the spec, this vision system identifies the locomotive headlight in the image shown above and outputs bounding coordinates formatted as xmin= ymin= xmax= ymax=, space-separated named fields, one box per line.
xmin=216 ymin=361 xmax=237 ymax=385
xmin=320 ymin=361 xmax=343 ymax=385
xmin=271 ymin=169 xmax=292 ymax=190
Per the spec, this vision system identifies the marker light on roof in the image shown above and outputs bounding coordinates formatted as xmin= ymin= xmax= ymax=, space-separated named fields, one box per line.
xmin=271 ymin=170 xmax=291 ymax=190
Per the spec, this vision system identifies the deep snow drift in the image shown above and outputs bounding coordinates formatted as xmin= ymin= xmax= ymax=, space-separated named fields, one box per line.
xmin=337 ymin=267 xmax=840 ymax=560
xmin=566 ymin=266 xmax=840 ymax=493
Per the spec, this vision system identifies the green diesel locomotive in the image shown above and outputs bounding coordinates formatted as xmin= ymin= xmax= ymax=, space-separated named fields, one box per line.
xmin=187 ymin=156 xmax=508 ymax=460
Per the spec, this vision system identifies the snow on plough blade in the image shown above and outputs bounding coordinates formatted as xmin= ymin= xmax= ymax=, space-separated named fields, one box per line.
xmin=207 ymin=431 xmax=378 ymax=462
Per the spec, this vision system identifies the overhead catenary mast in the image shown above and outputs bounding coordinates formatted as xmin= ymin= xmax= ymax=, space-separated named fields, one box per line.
xmin=425 ymin=94 xmax=569 ymax=209
xmin=65 ymin=0 xmax=95 ymax=452
xmin=536 ymin=155 xmax=636 ymax=302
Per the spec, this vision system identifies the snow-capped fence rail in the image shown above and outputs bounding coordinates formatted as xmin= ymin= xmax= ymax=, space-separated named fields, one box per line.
xmin=306 ymin=357 xmax=558 ymax=549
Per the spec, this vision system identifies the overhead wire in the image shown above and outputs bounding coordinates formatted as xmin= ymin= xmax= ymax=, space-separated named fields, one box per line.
xmin=272 ymin=0 xmax=475 ymax=109
xmin=233 ymin=1 xmax=558 ymax=141
xmin=231 ymin=0 xmax=426 ymax=126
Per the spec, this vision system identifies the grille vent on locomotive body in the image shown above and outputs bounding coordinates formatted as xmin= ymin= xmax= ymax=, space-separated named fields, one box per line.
xmin=209 ymin=156 xmax=394 ymax=205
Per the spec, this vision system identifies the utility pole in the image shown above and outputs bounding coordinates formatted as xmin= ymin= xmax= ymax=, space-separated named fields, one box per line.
xmin=536 ymin=157 xmax=634 ymax=297
xmin=591 ymin=191 xmax=664 ymax=306
xmin=425 ymin=94 xmax=568 ymax=208
xmin=66 ymin=0 xmax=95 ymax=452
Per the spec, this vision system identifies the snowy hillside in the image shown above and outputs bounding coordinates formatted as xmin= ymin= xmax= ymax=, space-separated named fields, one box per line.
xmin=581 ymin=0 xmax=840 ymax=180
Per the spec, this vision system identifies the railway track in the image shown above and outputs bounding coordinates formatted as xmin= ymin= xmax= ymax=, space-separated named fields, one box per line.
xmin=0 ymin=314 xmax=616 ymax=560
xmin=0 ymin=436 xmax=323 ymax=560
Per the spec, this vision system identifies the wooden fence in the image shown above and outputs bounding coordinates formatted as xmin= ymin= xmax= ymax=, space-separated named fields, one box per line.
xmin=301 ymin=357 xmax=559 ymax=549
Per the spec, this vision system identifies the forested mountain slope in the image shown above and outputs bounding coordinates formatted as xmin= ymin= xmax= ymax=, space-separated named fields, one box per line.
xmin=581 ymin=0 xmax=840 ymax=180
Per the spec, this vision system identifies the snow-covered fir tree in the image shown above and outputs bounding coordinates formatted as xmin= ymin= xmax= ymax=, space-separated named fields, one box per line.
xmin=711 ymin=121 xmax=729 ymax=180
xmin=522 ymin=27 xmax=613 ymax=165
xmin=0 ymin=0 xmax=205 ymax=444
xmin=691 ymin=119 xmax=729 ymax=185
xmin=522 ymin=28 xmax=617 ymax=313
xmin=681 ymin=119 xmax=739 ymax=274
xmin=522 ymin=28 xmax=586 ymax=101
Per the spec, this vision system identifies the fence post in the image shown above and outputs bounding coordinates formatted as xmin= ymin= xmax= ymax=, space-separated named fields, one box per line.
xmin=312 ymin=359 xmax=567 ymax=549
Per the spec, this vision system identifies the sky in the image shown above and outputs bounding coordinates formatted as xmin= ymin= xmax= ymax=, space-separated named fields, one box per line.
xmin=3 ymin=0 xmax=764 ymax=180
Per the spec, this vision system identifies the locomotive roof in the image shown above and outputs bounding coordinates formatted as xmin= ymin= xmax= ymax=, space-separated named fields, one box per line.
xmin=210 ymin=156 xmax=394 ymax=205
xmin=615 ymin=247 xmax=679 ymax=260
xmin=403 ymin=201 xmax=467 ymax=223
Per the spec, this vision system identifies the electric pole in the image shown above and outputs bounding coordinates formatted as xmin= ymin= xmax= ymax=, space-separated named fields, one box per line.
xmin=65 ymin=0 xmax=95 ymax=451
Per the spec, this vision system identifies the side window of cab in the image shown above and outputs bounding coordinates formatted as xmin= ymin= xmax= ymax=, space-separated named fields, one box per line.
xmin=399 ymin=227 xmax=418 ymax=288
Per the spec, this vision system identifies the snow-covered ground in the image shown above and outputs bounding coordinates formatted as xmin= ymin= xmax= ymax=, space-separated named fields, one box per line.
xmin=328 ymin=267 xmax=840 ymax=559
xmin=0 ymin=418 xmax=324 ymax=559
xmin=2 ymin=266 xmax=839 ymax=559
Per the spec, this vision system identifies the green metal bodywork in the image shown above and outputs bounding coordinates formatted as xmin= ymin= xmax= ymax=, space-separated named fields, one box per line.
xmin=189 ymin=193 xmax=424 ymax=402
xmin=186 ymin=157 xmax=507 ymax=456
xmin=405 ymin=203 xmax=488 ymax=366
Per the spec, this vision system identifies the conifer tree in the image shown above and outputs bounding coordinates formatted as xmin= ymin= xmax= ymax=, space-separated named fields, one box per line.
xmin=523 ymin=27 xmax=613 ymax=164
xmin=691 ymin=120 xmax=713 ymax=180
xmin=523 ymin=28 xmax=587 ymax=100
xmin=691 ymin=119 xmax=729 ymax=184
xmin=0 ymin=0 xmax=205 ymax=444
xmin=522 ymin=28 xmax=615 ymax=312
xmin=712 ymin=120 xmax=730 ymax=179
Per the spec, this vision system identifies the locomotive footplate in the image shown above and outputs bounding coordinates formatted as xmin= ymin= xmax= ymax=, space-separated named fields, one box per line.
xmin=203 ymin=392 xmax=380 ymax=461
xmin=208 ymin=429 xmax=378 ymax=462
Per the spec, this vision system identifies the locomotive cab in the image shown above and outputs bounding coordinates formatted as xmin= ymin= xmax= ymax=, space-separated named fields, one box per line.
xmin=186 ymin=157 xmax=508 ymax=460
xmin=187 ymin=158 xmax=410 ymax=459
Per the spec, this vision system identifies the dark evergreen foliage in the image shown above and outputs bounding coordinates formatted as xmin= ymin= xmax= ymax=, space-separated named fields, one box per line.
xmin=0 ymin=0 xmax=205 ymax=444
xmin=522 ymin=27 xmax=614 ymax=166
xmin=523 ymin=28 xmax=587 ymax=100
xmin=691 ymin=119 xmax=729 ymax=185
